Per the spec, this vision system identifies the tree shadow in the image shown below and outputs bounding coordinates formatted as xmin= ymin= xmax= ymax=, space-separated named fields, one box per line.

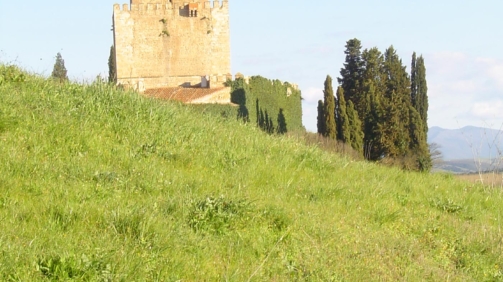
xmin=255 ymin=99 xmax=276 ymax=134
xmin=276 ymin=108 xmax=287 ymax=134
xmin=231 ymin=88 xmax=249 ymax=122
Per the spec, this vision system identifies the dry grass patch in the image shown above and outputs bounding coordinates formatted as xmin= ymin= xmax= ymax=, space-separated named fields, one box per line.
xmin=457 ymin=172 xmax=503 ymax=188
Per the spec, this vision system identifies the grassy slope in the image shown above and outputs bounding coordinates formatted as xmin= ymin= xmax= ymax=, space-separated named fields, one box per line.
xmin=1 ymin=68 xmax=502 ymax=281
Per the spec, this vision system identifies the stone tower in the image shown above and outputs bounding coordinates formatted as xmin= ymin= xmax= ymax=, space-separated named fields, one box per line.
xmin=112 ymin=0 xmax=230 ymax=91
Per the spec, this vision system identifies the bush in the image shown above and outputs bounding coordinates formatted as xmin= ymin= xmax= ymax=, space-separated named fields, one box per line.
xmin=187 ymin=196 xmax=251 ymax=234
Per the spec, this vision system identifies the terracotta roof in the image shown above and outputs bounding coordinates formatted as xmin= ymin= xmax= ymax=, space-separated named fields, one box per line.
xmin=144 ymin=87 xmax=227 ymax=103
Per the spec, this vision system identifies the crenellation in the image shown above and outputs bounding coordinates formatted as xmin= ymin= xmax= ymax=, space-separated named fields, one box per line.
xmin=113 ymin=0 xmax=231 ymax=91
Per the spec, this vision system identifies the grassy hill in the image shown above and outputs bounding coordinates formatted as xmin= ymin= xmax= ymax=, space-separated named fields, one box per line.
xmin=1 ymin=65 xmax=503 ymax=281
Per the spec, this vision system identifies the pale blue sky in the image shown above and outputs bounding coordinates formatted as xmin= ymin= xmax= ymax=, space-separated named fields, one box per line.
xmin=1 ymin=1 xmax=502 ymax=131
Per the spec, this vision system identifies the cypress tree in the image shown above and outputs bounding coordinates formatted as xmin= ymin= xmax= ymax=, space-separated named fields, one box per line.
xmin=334 ymin=40 xmax=431 ymax=170
xmin=51 ymin=52 xmax=68 ymax=83
xmin=361 ymin=47 xmax=386 ymax=159
xmin=347 ymin=100 xmax=364 ymax=154
xmin=108 ymin=45 xmax=117 ymax=84
xmin=408 ymin=105 xmax=431 ymax=171
xmin=317 ymin=100 xmax=325 ymax=135
xmin=336 ymin=86 xmax=350 ymax=143
xmin=361 ymin=48 xmax=385 ymax=114
xmin=338 ymin=38 xmax=364 ymax=112
xmin=410 ymin=52 xmax=417 ymax=108
xmin=383 ymin=46 xmax=412 ymax=157
xmin=323 ymin=75 xmax=337 ymax=139
xmin=363 ymin=88 xmax=384 ymax=160
xmin=415 ymin=55 xmax=428 ymax=137
xmin=410 ymin=54 xmax=430 ymax=170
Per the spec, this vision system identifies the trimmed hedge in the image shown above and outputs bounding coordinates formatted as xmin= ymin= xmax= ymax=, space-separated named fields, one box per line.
xmin=228 ymin=76 xmax=303 ymax=134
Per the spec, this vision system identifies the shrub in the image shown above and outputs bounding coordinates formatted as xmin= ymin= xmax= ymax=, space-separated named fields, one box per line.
xmin=187 ymin=196 xmax=251 ymax=234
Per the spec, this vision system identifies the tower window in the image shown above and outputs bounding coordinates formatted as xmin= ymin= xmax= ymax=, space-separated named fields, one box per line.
xmin=188 ymin=3 xmax=198 ymax=17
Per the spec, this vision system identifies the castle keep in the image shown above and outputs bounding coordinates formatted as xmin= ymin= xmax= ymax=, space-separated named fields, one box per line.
xmin=112 ymin=0 xmax=231 ymax=92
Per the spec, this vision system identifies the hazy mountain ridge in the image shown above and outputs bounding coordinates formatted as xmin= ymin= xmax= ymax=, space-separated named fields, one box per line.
xmin=428 ymin=126 xmax=503 ymax=161
xmin=435 ymin=158 xmax=503 ymax=174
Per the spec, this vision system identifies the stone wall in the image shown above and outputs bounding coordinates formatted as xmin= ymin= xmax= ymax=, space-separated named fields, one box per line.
xmin=113 ymin=0 xmax=230 ymax=90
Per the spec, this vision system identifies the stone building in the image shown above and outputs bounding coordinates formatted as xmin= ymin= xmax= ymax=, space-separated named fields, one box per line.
xmin=112 ymin=0 xmax=231 ymax=102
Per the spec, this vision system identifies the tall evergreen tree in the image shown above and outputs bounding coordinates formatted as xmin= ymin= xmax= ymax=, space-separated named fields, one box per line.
xmin=408 ymin=105 xmax=431 ymax=171
xmin=363 ymin=88 xmax=384 ymax=160
xmin=381 ymin=46 xmax=412 ymax=157
xmin=347 ymin=100 xmax=364 ymax=154
xmin=317 ymin=100 xmax=325 ymax=135
xmin=361 ymin=47 xmax=386 ymax=158
xmin=332 ymin=39 xmax=431 ymax=170
xmin=338 ymin=39 xmax=364 ymax=111
xmin=410 ymin=52 xmax=417 ymax=108
xmin=409 ymin=53 xmax=430 ymax=170
xmin=323 ymin=75 xmax=337 ymax=139
xmin=361 ymin=47 xmax=386 ymax=114
xmin=51 ymin=52 xmax=68 ymax=83
xmin=415 ymin=55 xmax=428 ymax=137
xmin=336 ymin=86 xmax=350 ymax=143
xmin=108 ymin=45 xmax=117 ymax=84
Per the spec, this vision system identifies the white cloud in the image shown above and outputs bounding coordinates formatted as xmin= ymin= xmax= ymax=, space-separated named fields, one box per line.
xmin=302 ymin=87 xmax=323 ymax=103
xmin=471 ymin=100 xmax=503 ymax=119
xmin=426 ymin=52 xmax=503 ymax=129
xmin=487 ymin=65 xmax=503 ymax=90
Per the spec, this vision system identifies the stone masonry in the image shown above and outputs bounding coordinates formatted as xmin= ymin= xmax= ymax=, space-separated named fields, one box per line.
xmin=112 ymin=0 xmax=231 ymax=92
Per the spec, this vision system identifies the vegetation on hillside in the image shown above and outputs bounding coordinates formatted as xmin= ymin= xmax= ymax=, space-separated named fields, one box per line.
xmin=108 ymin=45 xmax=117 ymax=84
xmin=318 ymin=39 xmax=430 ymax=171
xmin=229 ymin=76 xmax=303 ymax=134
xmin=1 ymin=65 xmax=503 ymax=281
xmin=51 ymin=52 xmax=68 ymax=83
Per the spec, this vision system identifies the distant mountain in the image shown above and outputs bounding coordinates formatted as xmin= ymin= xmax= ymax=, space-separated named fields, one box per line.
xmin=434 ymin=159 xmax=503 ymax=174
xmin=428 ymin=126 xmax=503 ymax=161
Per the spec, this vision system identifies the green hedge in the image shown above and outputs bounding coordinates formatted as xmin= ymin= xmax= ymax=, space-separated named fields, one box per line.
xmin=228 ymin=76 xmax=303 ymax=134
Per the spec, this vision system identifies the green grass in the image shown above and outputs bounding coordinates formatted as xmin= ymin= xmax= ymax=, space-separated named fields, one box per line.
xmin=1 ymin=65 xmax=503 ymax=281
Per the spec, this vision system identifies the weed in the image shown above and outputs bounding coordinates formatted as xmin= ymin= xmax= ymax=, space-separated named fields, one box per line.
xmin=0 ymin=114 xmax=17 ymax=134
xmin=109 ymin=209 xmax=153 ymax=244
xmin=187 ymin=196 xmax=251 ymax=234
xmin=0 ymin=65 xmax=25 ymax=85
xmin=36 ymin=256 xmax=85 ymax=280
xmin=93 ymin=171 xmax=119 ymax=183
xmin=36 ymin=254 xmax=113 ymax=281
xmin=396 ymin=194 xmax=409 ymax=206
xmin=431 ymin=198 xmax=463 ymax=214
xmin=261 ymin=206 xmax=291 ymax=232
xmin=373 ymin=208 xmax=400 ymax=226
xmin=47 ymin=206 xmax=78 ymax=231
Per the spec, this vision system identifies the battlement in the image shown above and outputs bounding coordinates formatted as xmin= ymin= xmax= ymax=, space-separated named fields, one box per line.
xmin=113 ymin=0 xmax=230 ymax=91
xmin=113 ymin=1 xmax=228 ymax=14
